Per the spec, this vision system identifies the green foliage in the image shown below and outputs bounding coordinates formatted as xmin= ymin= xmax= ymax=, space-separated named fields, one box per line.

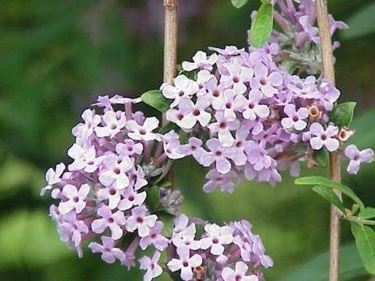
xmin=359 ymin=208 xmax=375 ymax=220
xmin=342 ymin=2 xmax=375 ymax=39
xmin=330 ymin=102 xmax=356 ymax=128
xmin=351 ymin=223 xmax=375 ymax=274
xmin=311 ymin=185 xmax=345 ymax=212
xmin=249 ymin=3 xmax=273 ymax=48
xmin=282 ymin=243 xmax=368 ymax=281
xmin=295 ymin=176 xmax=365 ymax=210
xmin=146 ymin=185 xmax=161 ymax=212
xmin=313 ymin=149 xmax=328 ymax=168
xmin=141 ymin=90 xmax=170 ymax=113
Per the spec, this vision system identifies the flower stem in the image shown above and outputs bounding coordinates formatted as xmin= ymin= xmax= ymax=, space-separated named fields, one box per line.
xmin=163 ymin=0 xmax=177 ymax=188
xmin=315 ymin=1 xmax=341 ymax=280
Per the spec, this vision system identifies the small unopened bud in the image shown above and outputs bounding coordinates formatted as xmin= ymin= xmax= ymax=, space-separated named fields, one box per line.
xmin=337 ymin=127 xmax=355 ymax=143
xmin=194 ymin=266 xmax=207 ymax=281
xmin=308 ymin=104 xmax=322 ymax=122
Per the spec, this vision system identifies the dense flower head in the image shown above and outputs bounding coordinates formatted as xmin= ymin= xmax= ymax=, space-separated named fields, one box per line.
xmin=167 ymin=214 xmax=271 ymax=281
xmin=42 ymin=95 xmax=272 ymax=280
xmin=161 ymin=45 xmax=374 ymax=193
xmin=271 ymin=0 xmax=348 ymax=74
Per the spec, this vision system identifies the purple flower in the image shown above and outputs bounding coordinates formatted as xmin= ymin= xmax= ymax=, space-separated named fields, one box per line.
xmin=250 ymin=62 xmax=283 ymax=97
xmin=58 ymin=184 xmax=90 ymax=214
xmin=95 ymin=111 xmax=127 ymax=138
xmin=162 ymin=131 xmax=186 ymax=160
xmin=212 ymin=88 xmax=239 ymax=121
xmin=281 ymin=104 xmax=309 ymax=131
xmin=67 ymin=144 xmax=99 ymax=173
xmin=222 ymin=262 xmax=258 ymax=281
xmin=91 ymin=206 xmax=126 ymax=240
xmin=72 ymin=109 xmax=101 ymax=144
xmin=182 ymin=50 xmax=217 ymax=71
xmin=126 ymin=117 xmax=159 ymax=141
xmin=41 ymin=163 xmax=65 ymax=195
xmin=234 ymin=89 xmax=270 ymax=121
xmin=309 ymin=123 xmax=339 ymax=152
xmin=116 ymin=140 xmax=143 ymax=157
xmin=178 ymin=96 xmax=211 ymax=129
xmin=118 ymin=188 xmax=146 ymax=211
xmin=162 ymin=75 xmax=199 ymax=107
xmin=88 ymin=236 xmax=125 ymax=264
xmin=140 ymin=221 xmax=169 ymax=251
xmin=318 ymin=80 xmax=340 ymax=111
xmin=172 ymin=221 xmax=201 ymax=250
xmin=245 ymin=141 xmax=273 ymax=171
xmin=97 ymin=186 xmax=123 ymax=209
xmin=98 ymin=154 xmax=133 ymax=189
xmin=220 ymin=63 xmax=253 ymax=94
xmin=178 ymin=137 xmax=205 ymax=162
xmin=287 ymin=76 xmax=320 ymax=99
xmin=345 ymin=144 xmax=374 ymax=175
xmin=200 ymin=138 xmax=235 ymax=174
xmin=200 ymin=224 xmax=233 ymax=256
xmin=126 ymin=205 xmax=157 ymax=237
xmin=203 ymin=169 xmax=236 ymax=193
xmin=167 ymin=246 xmax=203 ymax=281
xmin=208 ymin=112 xmax=240 ymax=147
xmin=139 ymin=251 xmax=163 ymax=281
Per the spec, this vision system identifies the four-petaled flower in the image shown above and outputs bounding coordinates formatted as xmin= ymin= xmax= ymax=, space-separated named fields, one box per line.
xmin=345 ymin=144 xmax=374 ymax=175
xmin=222 ymin=262 xmax=258 ymax=281
xmin=126 ymin=117 xmax=159 ymax=141
xmin=126 ymin=205 xmax=158 ymax=237
xmin=88 ymin=236 xmax=125 ymax=264
xmin=200 ymin=224 xmax=233 ymax=255
xmin=281 ymin=104 xmax=309 ymax=131
xmin=91 ymin=206 xmax=126 ymax=240
xmin=167 ymin=246 xmax=203 ymax=281
xmin=200 ymin=138 xmax=235 ymax=174
xmin=58 ymin=184 xmax=90 ymax=214
xmin=309 ymin=123 xmax=339 ymax=152
xmin=139 ymin=251 xmax=163 ymax=281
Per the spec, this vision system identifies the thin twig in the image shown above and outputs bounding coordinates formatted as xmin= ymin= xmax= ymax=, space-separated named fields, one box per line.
xmin=316 ymin=1 xmax=341 ymax=280
xmin=163 ymin=0 xmax=178 ymax=187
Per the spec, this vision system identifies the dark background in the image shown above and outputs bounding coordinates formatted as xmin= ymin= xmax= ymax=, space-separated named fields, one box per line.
xmin=0 ymin=0 xmax=374 ymax=280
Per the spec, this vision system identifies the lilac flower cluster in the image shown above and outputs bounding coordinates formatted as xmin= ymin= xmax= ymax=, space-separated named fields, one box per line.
xmin=42 ymin=95 xmax=177 ymax=265
xmin=165 ymin=214 xmax=272 ymax=281
xmin=271 ymin=0 xmax=348 ymax=74
xmin=42 ymin=95 xmax=271 ymax=280
xmin=161 ymin=46 xmax=374 ymax=193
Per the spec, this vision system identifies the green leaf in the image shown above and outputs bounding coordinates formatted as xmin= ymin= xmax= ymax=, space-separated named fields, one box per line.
xmin=146 ymin=185 xmax=160 ymax=212
xmin=295 ymin=176 xmax=364 ymax=210
xmin=314 ymin=149 xmax=328 ymax=168
xmin=249 ymin=3 xmax=274 ymax=48
xmin=359 ymin=208 xmax=375 ymax=220
xmin=312 ymin=186 xmax=345 ymax=212
xmin=351 ymin=223 xmax=375 ymax=274
xmin=282 ymin=243 xmax=368 ymax=281
xmin=342 ymin=3 xmax=375 ymax=39
xmin=141 ymin=90 xmax=170 ymax=113
xmin=330 ymin=102 xmax=356 ymax=128
xmin=160 ymin=213 xmax=175 ymax=238
xmin=159 ymin=122 xmax=179 ymax=134
xmin=230 ymin=0 xmax=248 ymax=8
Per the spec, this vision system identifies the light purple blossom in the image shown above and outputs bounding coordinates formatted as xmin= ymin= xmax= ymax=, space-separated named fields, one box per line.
xmin=182 ymin=50 xmax=218 ymax=71
xmin=281 ymin=104 xmax=309 ymax=131
xmin=98 ymin=154 xmax=133 ymax=189
xmin=126 ymin=205 xmax=157 ymax=237
xmin=167 ymin=246 xmax=203 ymax=281
xmin=178 ymin=96 xmax=211 ymax=129
xmin=309 ymin=123 xmax=339 ymax=152
xmin=222 ymin=262 xmax=258 ymax=281
xmin=250 ymin=62 xmax=283 ymax=97
xmin=118 ymin=188 xmax=146 ymax=211
xmin=95 ymin=111 xmax=127 ymax=138
xmin=345 ymin=144 xmax=374 ymax=175
xmin=41 ymin=163 xmax=65 ymax=195
xmin=91 ymin=206 xmax=126 ymax=240
xmin=88 ymin=236 xmax=125 ymax=264
xmin=234 ymin=89 xmax=270 ymax=121
xmin=162 ymin=75 xmax=199 ymax=107
xmin=200 ymin=138 xmax=235 ymax=174
xmin=139 ymin=251 xmax=163 ymax=281
xmin=140 ymin=221 xmax=169 ymax=251
xmin=200 ymin=224 xmax=233 ymax=255
xmin=126 ymin=117 xmax=159 ymax=141
xmin=58 ymin=184 xmax=90 ymax=214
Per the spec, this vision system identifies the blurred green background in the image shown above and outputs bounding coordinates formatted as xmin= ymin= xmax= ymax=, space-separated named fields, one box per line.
xmin=0 ymin=0 xmax=374 ymax=280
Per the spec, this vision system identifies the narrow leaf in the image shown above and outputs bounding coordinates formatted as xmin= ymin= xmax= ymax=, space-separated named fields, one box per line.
xmin=230 ymin=0 xmax=248 ymax=8
xmin=146 ymin=185 xmax=161 ymax=212
xmin=359 ymin=208 xmax=375 ymax=220
xmin=250 ymin=3 xmax=274 ymax=48
xmin=330 ymin=102 xmax=356 ymax=127
xmin=351 ymin=223 xmax=375 ymax=274
xmin=141 ymin=90 xmax=170 ymax=112
xmin=342 ymin=3 xmax=375 ymax=39
xmin=295 ymin=176 xmax=364 ymax=210
xmin=160 ymin=213 xmax=175 ymax=238
xmin=314 ymin=149 xmax=328 ymax=168
xmin=312 ymin=186 xmax=345 ymax=212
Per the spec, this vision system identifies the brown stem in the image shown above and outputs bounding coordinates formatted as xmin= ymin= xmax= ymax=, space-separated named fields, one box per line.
xmin=316 ymin=1 xmax=341 ymax=281
xmin=163 ymin=0 xmax=177 ymax=187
